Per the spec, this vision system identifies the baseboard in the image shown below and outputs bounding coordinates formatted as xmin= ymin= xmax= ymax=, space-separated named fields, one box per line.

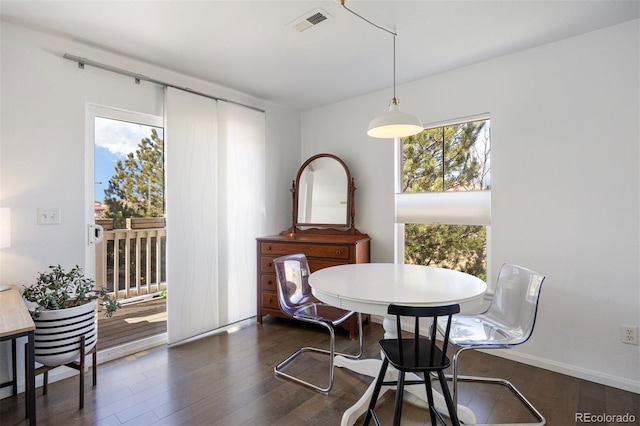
xmin=479 ymin=348 xmax=640 ymax=394
xmin=97 ymin=333 xmax=167 ymax=364
xmin=369 ymin=315 xmax=640 ymax=394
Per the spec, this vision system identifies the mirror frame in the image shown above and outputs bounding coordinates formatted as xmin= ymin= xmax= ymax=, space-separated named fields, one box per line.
xmin=291 ymin=153 xmax=355 ymax=232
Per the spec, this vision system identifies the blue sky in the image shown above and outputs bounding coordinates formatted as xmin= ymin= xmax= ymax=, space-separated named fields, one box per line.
xmin=94 ymin=117 xmax=163 ymax=202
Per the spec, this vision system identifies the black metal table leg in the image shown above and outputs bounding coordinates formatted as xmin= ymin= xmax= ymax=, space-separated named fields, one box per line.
xmin=26 ymin=331 xmax=36 ymax=425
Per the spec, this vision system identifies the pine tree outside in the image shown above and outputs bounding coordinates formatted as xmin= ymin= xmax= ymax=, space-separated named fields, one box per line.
xmin=100 ymin=126 xmax=165 ymax=229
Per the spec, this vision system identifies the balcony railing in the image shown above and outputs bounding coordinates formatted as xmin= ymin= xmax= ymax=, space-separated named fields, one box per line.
xmin=95 ymin=223 xmax=167 ymax=301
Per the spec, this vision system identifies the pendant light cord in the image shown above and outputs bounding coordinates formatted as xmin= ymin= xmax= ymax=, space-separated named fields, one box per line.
xmin=393 ymin=34 xmax=396 ymax=102
xmin=341 ymin=0 xmax=398 ymax=104
xmin=340 ymin=1 xmax=397 ymax=37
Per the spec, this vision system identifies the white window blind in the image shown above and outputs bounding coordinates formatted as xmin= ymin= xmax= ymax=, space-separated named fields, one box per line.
xmin=395 ymin=190 xmax=491 ymax=225
xmin=165 ymin=87 xmax=265 ymax=344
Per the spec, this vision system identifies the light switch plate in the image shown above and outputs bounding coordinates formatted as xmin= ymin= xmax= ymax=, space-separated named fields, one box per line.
xmin=37 ymin=207 xmax=61 ymax=225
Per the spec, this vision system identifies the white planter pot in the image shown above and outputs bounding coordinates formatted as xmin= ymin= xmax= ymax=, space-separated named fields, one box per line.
xmin=33 ymin=300 xmax=97 ymax=366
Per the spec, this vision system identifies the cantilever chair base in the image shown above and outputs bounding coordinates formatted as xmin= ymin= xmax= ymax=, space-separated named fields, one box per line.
xmin=443 ymin=372 xmax=546 ymax=425
xmin=274 ymin=313 xmax=364 ymax=394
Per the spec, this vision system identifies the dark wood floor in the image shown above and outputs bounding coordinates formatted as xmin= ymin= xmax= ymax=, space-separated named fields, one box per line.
xmin=1 ymin=317 xmax=638 ymax=425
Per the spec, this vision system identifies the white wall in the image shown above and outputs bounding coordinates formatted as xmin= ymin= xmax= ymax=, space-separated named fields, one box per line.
xmin=0 ymin=21 xmax=301 ymax=396
xmin=302 ymin=20 xmax=640 ymax=392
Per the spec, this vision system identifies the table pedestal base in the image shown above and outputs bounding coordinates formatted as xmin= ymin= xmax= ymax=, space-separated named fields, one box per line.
xmin=335 ymin=356 xmax=477 ymax=426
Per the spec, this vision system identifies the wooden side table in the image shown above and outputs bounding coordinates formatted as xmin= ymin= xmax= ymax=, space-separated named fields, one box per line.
xmin=0 ymin=285 xmax=36 ymax=425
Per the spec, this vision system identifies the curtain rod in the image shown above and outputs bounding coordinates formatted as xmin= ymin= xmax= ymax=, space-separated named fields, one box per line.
xmin=63 ymin=53 xmax=266 ymax=114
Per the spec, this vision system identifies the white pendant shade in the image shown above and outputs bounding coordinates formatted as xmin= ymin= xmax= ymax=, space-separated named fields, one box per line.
xmin=367 ymin=103 xmax=423 ymax=138
xmin=338 ymin=2 xmax=422 ymax=139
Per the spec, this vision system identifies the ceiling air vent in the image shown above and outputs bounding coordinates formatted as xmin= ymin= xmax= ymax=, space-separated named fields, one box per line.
xmin=307 ymin=12 xmax=327 ymax=25
xmin=289 ymin=8 xmax=330 ymax=33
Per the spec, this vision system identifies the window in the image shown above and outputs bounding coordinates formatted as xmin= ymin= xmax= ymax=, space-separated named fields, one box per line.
xmin=396 ymin=116 xmax=491 ymax=280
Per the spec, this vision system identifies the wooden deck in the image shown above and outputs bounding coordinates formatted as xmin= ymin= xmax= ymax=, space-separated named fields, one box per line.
xmin=97 ymin=297 xmax=166 ymax=350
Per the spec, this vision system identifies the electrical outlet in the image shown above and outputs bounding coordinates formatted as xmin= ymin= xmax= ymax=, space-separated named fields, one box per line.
xmin=37 ymin=207 xmax=61 ymax=225
xmin=621 ymin=325 xmax=638 ymax=345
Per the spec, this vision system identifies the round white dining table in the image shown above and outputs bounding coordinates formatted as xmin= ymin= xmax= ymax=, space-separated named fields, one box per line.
xmin=309 ymin=263 xmax=487 ymax=426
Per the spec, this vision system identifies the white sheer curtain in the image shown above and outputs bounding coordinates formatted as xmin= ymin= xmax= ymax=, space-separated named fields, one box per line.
xmin=217 ymin=102 xmax=265 ymax=324
xmin=165 ymin=88 xmax=265 ymax=344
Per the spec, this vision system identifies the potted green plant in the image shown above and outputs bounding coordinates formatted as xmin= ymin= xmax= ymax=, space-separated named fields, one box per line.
xmin=22 ymin=264 xmax=120 ymax=365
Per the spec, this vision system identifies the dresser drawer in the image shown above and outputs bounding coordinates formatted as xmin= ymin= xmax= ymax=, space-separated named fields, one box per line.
xmin=260 ymin=242 xmax=350 ymax=260
xmin=261 ymin=292 xmax=280 ymax=310
xmin=309 ymin=259 xmax=349 ymax=271
xmin=261 ymin=274 xmax=277 ymax=291
xmin=261 ymin=257 xmax=276 ymax=273
xmin=262 ymin=256 xmax=347 ymax=274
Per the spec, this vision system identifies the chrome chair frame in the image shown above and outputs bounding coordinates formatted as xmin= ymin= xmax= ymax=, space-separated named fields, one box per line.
xmin=273 ymin=254 xmax=364 ymax=394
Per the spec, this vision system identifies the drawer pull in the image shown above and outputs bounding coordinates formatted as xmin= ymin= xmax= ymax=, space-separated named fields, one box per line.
xmin=335 ymin=250 xmax=342 ymax=256
xmin=266 ymin=245 xmax=272 ymax=251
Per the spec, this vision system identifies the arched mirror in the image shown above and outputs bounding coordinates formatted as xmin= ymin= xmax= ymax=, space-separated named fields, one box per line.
xmin=292 ymin=154 xmax=354 ymax=231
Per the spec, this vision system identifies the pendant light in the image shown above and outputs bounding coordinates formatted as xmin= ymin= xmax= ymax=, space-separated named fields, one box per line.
xmin=341 ymin=0 xmax=423 ymax=139
xmin=367 ymin=35 xmax=423 ymax=138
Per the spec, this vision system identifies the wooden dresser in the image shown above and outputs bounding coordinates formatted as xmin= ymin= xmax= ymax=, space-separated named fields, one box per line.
xmin=256 ymin=231 xmax=370 ymax=339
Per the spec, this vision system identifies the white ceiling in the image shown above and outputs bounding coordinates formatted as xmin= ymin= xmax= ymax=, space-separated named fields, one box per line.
xmin=1 ymin=0 xmax=638 ymax=110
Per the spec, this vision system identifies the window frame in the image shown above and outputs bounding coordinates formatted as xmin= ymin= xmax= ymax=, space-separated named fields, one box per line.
xmin=393 ymin=113 xmax=492 ymax=283
xmin=85 ymin=104 xmax=164 ymax=251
